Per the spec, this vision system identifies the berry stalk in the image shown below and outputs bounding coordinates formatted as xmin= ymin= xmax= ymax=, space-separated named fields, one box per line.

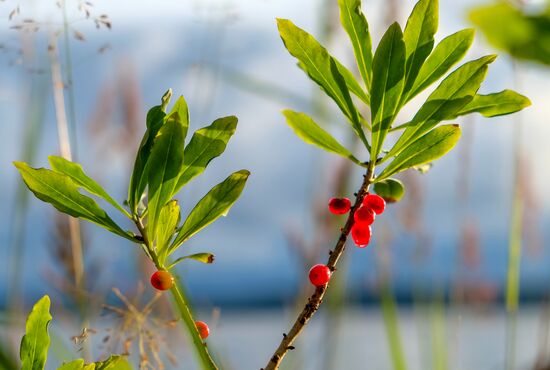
xmin=262 ymin=165 xmax=374 ymax=370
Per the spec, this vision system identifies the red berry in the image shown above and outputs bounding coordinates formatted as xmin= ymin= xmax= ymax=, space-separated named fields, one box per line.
xmin=354 ymin=206 xmax=375 ymax=225
xmin=328 ymin=197 xmax=351 ymax=215
xmin=362 ymin=194 xmax=386 ymax=214
xmin=195 ymin=321 xmax=210 ymax=339
xmin=308 ymin=264 xmax=331 ymax=286
xmin=351 ymin=223 xmax=372 ymax=247
xmin=150 ymin=270 xmax=174 ymax=291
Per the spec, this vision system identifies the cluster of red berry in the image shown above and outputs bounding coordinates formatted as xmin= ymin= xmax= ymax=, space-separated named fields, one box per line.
xmin=150 ymin=270 xmax=210 ymax=339
xmin=308 ymin=193 xmax=386 ymax=287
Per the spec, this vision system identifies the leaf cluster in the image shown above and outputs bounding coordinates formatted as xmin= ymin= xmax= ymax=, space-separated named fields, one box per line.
xmin=278 ymin=0 xmax=530 ymax=192
xmin=14 ymin=91 xmax=249 ymax=269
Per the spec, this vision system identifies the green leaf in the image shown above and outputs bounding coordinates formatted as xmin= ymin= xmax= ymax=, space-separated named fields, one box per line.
xmin=147 ymin=115 xmax=186 ymax=238
xmin=276 ymin=18 xmax=369 ymax=147
xmin=168 ymin=253 xmax=215 ymax=269
xmin=283 ymin=110 xmax=364 ymax=166
xmin=128 ymin=104 xmax=166 ymax=213
xmin=388 ymin=55 xmax=495 ymax=158
xmin=14 ymin=162 xmax=135 ymax=242
xmin=156 ymin=200 xmax=181 ymax=261
xmin=58 ymin=360 xmax=86 ymax=370
xmin=48 ymin=156 xmax=130 ymax=218
xmin=58 ymin=356 xmax=132 ymax=370
xmin=374 ymin=178 xmax=405 ymax=203
xmin=20 ymin=296 xmax=52 ymax=370
xmin=338 ymin=0 xmax=373 ymax=89
xmin=469 ymin=2 xmax=550 ymax=66
xmin=370 ymin=22 xmax=406 ymax=161
xmin=402 ymin=0 xmax=438 ymax=100
xmin=167 ymin=96 xmax=190 ymax=132
xmin=378 ymin=124 xmax=461 ymax=180
xmin=454 ymin=89 xmax=531 ymax=118
xmin=408 ymin=29 xmax=475 ymax=101
xmin=94 ymin=355 xmax=132 ymax=370
xmin=170 ymin=170 xmax=250 ymax=251
xmin=174 ymin=116 xmax=238 ymax=192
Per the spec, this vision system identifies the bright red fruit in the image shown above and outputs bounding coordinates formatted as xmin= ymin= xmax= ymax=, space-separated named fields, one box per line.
xmin=354 ymin=206 xmax=375 ymax=225
xmin=308 ymin=264 xmax=331 ymax=286
xmin=362 ymin=194 xmax=386 ymax=214
xmin=195 ymin=321 xmax=210 ymax=339
xmin=150 ymin=270 xmax=174 ymax=291
xmin=328 ymin=197 xmax=351 ymax=215
xmin=351 ymin=223 xmax=372 ymax=247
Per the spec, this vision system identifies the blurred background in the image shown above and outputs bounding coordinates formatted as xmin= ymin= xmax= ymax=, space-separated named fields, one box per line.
xmin=1 ymin=0 xmax=550 ymax=369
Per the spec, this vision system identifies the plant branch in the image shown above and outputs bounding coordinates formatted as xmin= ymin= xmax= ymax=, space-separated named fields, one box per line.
xmin=262 ymin=165 xmax=375 ymax=370
xmin=133 ymin=217 xmax=219 ymax=370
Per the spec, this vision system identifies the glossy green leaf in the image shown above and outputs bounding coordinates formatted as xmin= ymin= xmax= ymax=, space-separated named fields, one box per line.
xmin=276 ymin=18 xmax=369 ymax=146
xmin=374 ymin=178 xmax=405 ymax=203
xmin=297 ymin=60 xmax=370 ymax=105
xmin=170 ymin=170 xmax=250 ymax=251
xmin=48 ymin=156 xmax=130 ymax=218
xmin=167 ymin=96 xmax=190 ymax=130
xmin=94 ymin=356 xmax=132 ymax=370
xmin=174 ymin=116 xmax=238 ymax=192
xmin=128 ymin=104 xmax=166 ymax=213
xmin=283 ymin=110 xmax=364 ymax=166
xmin=168 ymin=253 xmax=215 ymax=269
xmin=14 ymin=162 xmax=135 ymax=242
xmin=147 ymin=115 xmax=186 ymax=238
xmin=469 ymin=2 xmax=550 ymax=66
xmin=338 ymin=0 xmax=373 ymax=89
xmin=402 ymin=0 xmax=438 ymax=100
xmin=156 ymin=200 xmax=181 ymax=261
xmin=378 ymin=125 xmax=461 ymax=180
xmin=58 ymin=356 xmax=132 ymax=370
xmin=58 ymin=360 xmax=87 ymax=370
xmin=370 ymin=22 xmax=406 ymax=161
xmin=388 ymin=55 xmax=495 ymax=158
xmin=408 ymin=29 xmax=475 ymax=101
xmin=20 ymin=296 xmax=52 ymax=370
xmin=454 ymin=90 xmax=531 ymax=118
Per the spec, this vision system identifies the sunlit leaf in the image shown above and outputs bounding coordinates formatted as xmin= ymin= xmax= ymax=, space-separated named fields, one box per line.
xmin=402 ymin=0 xmax=438 ymax=100
xmin=454 ymin=89 xmax=531 ymax=118
xmin=175 ymin=116 xmax=238 ymax=192
xmin=277 ymin=18 xmax=369 ymax=146
xmin=378 ymin=124 xmax=461 ymax=180
xmin=156 ymin=200 xmax=181 ymax=261
xmin=387 ymin=55 xmax=495 ymax=158
xmin=14 ymin=162 xmax=135 ymax=242
xmin=283 ymin=110 xmax=365 ymax=167
xmin=470 ymin=2 xmax=550 ymax=65
xmin=147 ymin=115 xmax=185 ymax=238
xmin=408 ymin=29 xmax=474 ymax=101
xmin=170 ymin=170 xmax=250 ymax=251
xmin=338 ymin=0 xmax=373 ymax=89
xmin=20 ymin=296 xmax=51 ymax=370
xmin=48 ymin=156 xmax=129 ymax=218
xmin=370 ymin=22 xmax=406 ymax=161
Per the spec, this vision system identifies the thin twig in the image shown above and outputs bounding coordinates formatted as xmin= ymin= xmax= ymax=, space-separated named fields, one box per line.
xmin=263 ymin=165 xmax=374 ymax=370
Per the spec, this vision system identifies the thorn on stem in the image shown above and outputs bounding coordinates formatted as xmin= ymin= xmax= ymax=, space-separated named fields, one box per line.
xmin=287 ymin=346 xmax=295 ymax=350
